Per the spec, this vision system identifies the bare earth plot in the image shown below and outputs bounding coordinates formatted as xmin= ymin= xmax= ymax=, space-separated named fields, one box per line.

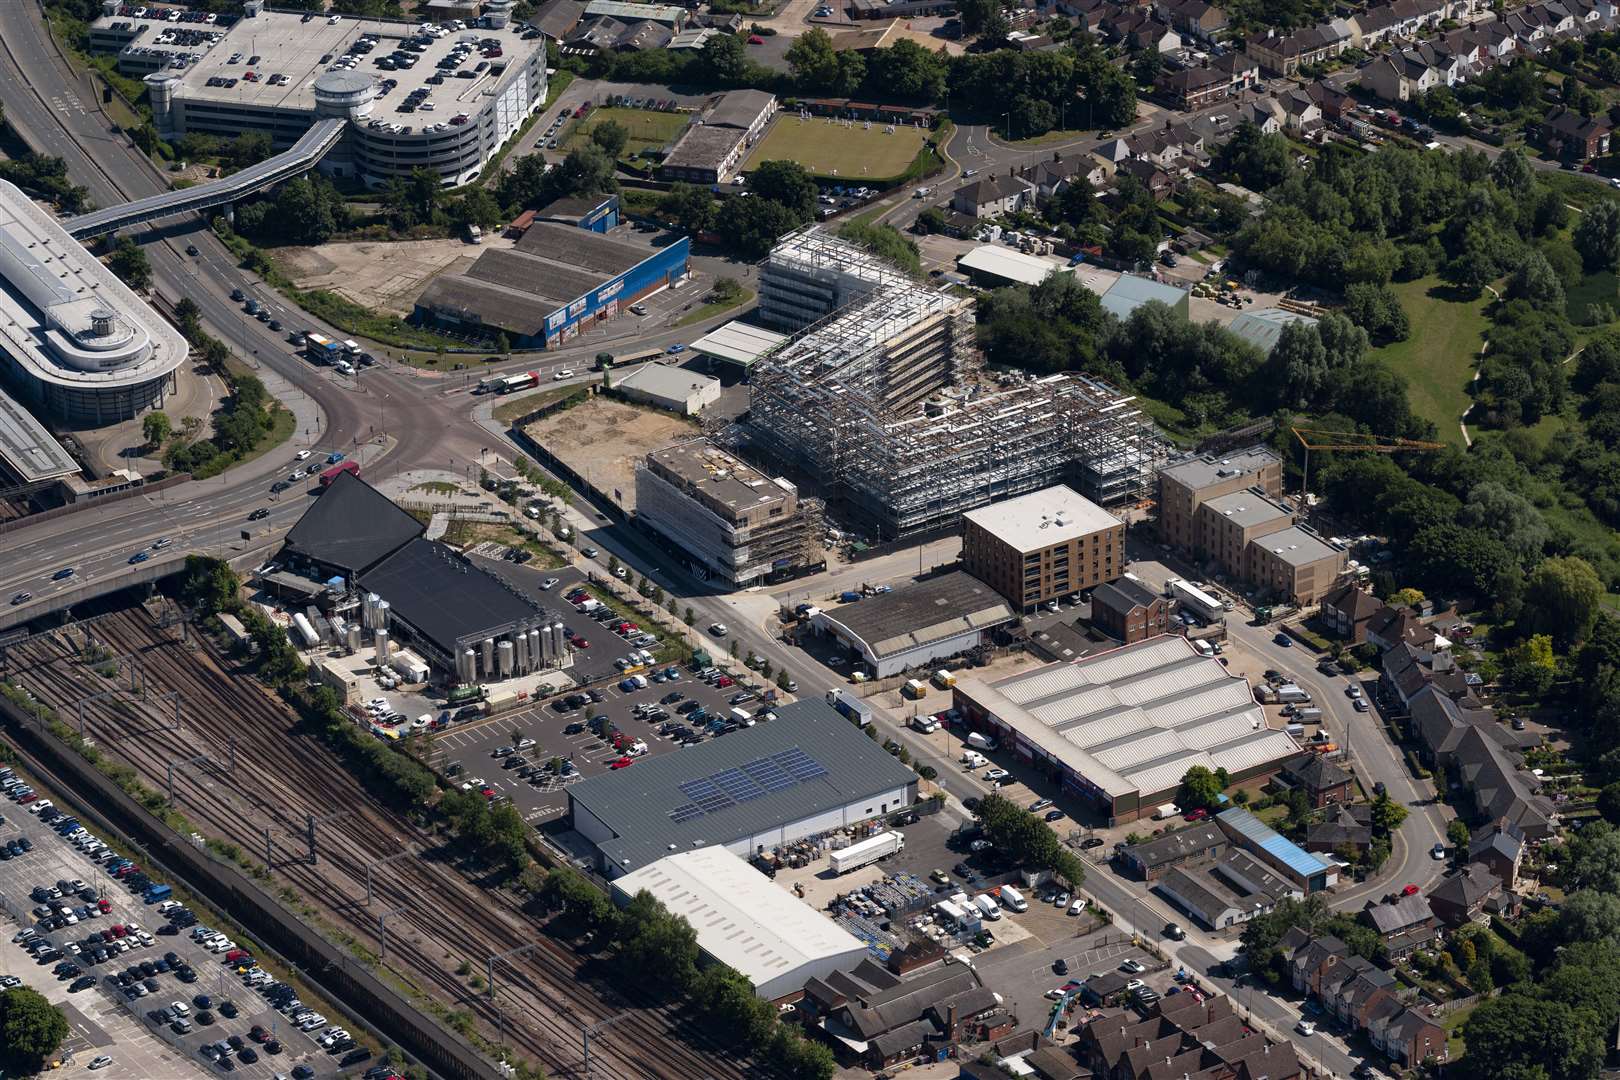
xmin=744 ymin=113 xmax=929 ymax=181
xmin=522 ymin=395 xmax=695 ymax=512
xmin=277 ymin=235 xmax=514 ymax=316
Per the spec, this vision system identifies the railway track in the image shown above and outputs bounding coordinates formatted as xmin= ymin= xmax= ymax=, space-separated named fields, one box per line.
xmin=7 ymin=608 xmax=750 ymax=1080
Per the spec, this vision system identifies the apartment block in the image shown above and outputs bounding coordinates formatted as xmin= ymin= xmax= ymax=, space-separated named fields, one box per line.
xmin=1196 ymin=486 xmax=1294 ymax=578
xmin=634 ymin=439 xmax=815 ymax=588
xmin=961 ymin=486 xmax=1123 ymax=614
xmin=1156 ymin=446 xmax=1283 ymax=552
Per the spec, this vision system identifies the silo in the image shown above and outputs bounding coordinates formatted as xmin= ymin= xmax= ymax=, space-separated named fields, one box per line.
xmin=459 ymin=648 xmax=477 ymax=684
xmin=514 ymin=631 xmax=529 ymax=673
xmin=363 ymin=593 xmax=381 ymax=629
xmin=346 ymin=624 xmax=362 ymax=654
xmin=539 ymin=624 xmax=556 ymax=663
xmin=481 ymin=637 xmax=495 ymax=675
xmin=529 ymin=627 xmax=544 ymax=665
xmin=373 ymin=628 xmax=391 ymax=664
xmin=375 ymin=600 xmax=390 ymax=629
xmin=497 ymin=640 xmax=514 ymax=678
xmin=553 ymin=623 xmax=567 ymax=660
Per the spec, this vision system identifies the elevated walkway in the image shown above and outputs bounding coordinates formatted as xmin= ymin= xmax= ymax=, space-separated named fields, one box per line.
xmin=65 ymin=118 xmax=347 ymax=238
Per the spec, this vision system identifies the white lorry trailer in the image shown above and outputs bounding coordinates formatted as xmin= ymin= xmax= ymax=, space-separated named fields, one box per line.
xmin=829 ymin=831 xmax=905 ymax=875
xmin=1168 ymin=578 xmax=1226 ymax=624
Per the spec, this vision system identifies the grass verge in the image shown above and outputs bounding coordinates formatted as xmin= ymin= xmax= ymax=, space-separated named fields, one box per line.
xmin=674 ymin=285 xmax=754 ymax=327
xmin=744 ymin=114 xmax=929 ymax=181
xmin=493 ymin=383 xmax=591 ymax=424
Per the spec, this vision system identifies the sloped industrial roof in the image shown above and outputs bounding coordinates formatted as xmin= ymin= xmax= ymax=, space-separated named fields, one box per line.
xmin=282 ymin=471 xmax=424 ymax=574
xmin=357 ymin=538 xmax=542 ymax=654
xmin=813 ymin=571 xmax=1015 ymax=660
xmin=1217 ymin=807 xmax=1336 ymax=880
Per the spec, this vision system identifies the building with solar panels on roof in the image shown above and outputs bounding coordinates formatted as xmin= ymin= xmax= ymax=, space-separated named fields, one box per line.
xmin=566 ymin=698 xmax=919 ymax=878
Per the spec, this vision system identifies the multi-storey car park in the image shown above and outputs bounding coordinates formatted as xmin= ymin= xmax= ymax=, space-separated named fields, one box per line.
xmin=742 ymin=227 xmax=1164 ymax=540
xmin=0 ymin=180 xmax=187 ymax=427
xmin=91 ymin=0 xmax=547 ymax=187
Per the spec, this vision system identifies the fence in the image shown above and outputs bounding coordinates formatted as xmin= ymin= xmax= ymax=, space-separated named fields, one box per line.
xmin=0 ymin=698 xmax=503 ymax=1080
xmin=0 ymin=474 xmax=190 ymax=537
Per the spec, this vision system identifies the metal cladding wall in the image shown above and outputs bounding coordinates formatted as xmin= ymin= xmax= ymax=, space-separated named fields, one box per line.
xmin=0 ymin=699 xmax=502 ymax=1080
xmin=542 ymin=237 xmax=690 ymax=348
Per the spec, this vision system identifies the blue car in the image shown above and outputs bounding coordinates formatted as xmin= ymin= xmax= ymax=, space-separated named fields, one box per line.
xmin=128 ymin=552 xmax=149 ymax=564
xmin=52 ymin=568 xmax=75 ymax=581
xmin=665 ymin=343 xmax=686 ymax=354
xmin=326 ymin=451 xmax=346 ymax=465
xmin=1273 ymin=632 xmax=1291 ymax=647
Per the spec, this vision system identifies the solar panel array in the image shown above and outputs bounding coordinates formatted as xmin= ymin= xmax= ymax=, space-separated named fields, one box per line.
xmin=667 ymin=748 xmax=830 ymax=824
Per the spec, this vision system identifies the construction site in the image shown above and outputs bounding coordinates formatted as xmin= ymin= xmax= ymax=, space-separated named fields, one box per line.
xmin=741 ymin=227 xmax=1165 ymax=541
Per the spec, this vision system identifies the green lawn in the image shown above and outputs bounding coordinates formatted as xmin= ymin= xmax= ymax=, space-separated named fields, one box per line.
xmin=1369 ymin=276 xmax=1492 ymax=443
xmin=743 ymin=115 xmax=929 ymax=182
xmin=561 ymin=107 xmax=689 ymax=162
xmin=1442 ymin=1001 xmax=1478 ymax=1060
xmin=675 ymin=285 xmax=754 ymax=328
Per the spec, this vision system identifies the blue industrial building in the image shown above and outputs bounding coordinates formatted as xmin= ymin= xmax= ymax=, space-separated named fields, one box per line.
xmin=537 ymin=193 xmax=620 ymax=232
xmin=413 ymin=216 xmax=688 ymax=349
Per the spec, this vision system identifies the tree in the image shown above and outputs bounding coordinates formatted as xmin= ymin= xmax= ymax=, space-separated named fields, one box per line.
xmin=1447 ymin=817 xmax=1473 ymax=850
xmin=615 ymin=889 xmax=699 ymax=998
xmin=0 ymin=987 xmax=69 ymax=1074
xmin=1576 ymin=198 xmax=1620 ymax=272
xmin=449 ymin=187 xmax=504 ymax=231
xmin=1527 ymin=556 xmax=1605 ymax=645
xmin=180 ymin=555 xmax=239 ymax=615
xmin=1503 ymin=633 xmax=1558 ymax=695
xmin=228 ymin=130 xmax=274 ymax=169
xmin=1509 ymin=249 xmax=1567 ymax=309
xmin=1459 ymin=481 xmax=1550 ymax=567
xmin=1388 ymin=587 xmax=1426 ymax=607
xmin=747 ymin=159 xmax=818 ymax=220
xmin=1177 ymin=765 xmax=1226 ymax=811
xmin=865 ymin=39 xmax=947 ymax=101
xmin=142 ymin=411 xmax=172 ymax=449
xmin=1599 ymin=781 xmax=1620 ymax=824
xmin=551 ymin=145 xmax=618 ymax=199
xmin=1343 ymin=281 xmax=1410 ymax=343
xmin=691 ymin=965 xmax=776 ymax=1050
xmin=837 ymin=221 xmax=921 ymax=275
xmin=107 ymin=235 xmax=151 ymax=290
xmin=958 ymin=0 xmax=1002 ymax=36
xmin=1460 ymin=993 xmax=1606 ymax=1080
xmin=659 ymin=182 xmax=718 ymax=234
xmin=715 ymin=195 xmax=804 ymax=258
xmin=697 ymin=32 xmax=748 ymax=86
xmin=785 ymin=27 xmax=840 ymax=90
xmin=590 ymin=119 xmax=629 ymax=159
xmin=1271 ymin=319 xmax=1331 ymax=409
xmin=1370 ymin=791 xmax=1409 ymax=834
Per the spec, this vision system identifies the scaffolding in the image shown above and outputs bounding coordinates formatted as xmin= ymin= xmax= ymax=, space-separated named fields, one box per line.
xmin=747 ymin=240 xmax=1165 ymax=540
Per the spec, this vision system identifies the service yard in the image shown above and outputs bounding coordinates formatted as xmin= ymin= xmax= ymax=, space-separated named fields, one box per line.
xmin=743 ymin=113 xmax=931 ymax=181
xmin=519 ymin=396 xmax=696 ymax=515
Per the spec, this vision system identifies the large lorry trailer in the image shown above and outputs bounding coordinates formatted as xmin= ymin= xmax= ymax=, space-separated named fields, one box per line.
xmin=829 ymin=831 xmax=905 ymax=875
xmin=826 ymin=688 xmax=873 ymax=727
xmin=1167 ymin=578 xmax=1226 ymax=624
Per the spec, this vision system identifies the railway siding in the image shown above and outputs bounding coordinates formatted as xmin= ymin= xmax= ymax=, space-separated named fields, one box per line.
xmin=3 ymin=609 xmax=749 ymax=1080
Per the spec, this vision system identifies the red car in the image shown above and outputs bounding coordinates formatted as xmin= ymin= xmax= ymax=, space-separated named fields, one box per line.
xmin=573 ymin=638 xmax=590 ymax=648
xmin=747 ymin=33 xmax=764 ymax=43
xmin=226 ymin=949 xmax=251 ymax=963
xmin=97 ymin=899 xmax=111 ymax=913
xmin=111 ymin=925 xmax=128 ymax=938
xmin=1401 ymin=883 xmax=1420 ymax=897
xmin=716 ymin=676 xmax=734 ymax=688
xmin=609 ymin=756 xmax=634 ymax=769
xmin=1183 ymin=808 xmax=1209 ymax=822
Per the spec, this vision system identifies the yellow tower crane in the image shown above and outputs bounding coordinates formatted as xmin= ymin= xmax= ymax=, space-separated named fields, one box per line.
xmin=1291 ymin=427 xmax=1446 ymax=509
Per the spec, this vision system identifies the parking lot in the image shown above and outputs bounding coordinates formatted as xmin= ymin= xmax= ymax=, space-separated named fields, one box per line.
xmin=426 ymin=601 xmax=779 ymax=828
xmin=0 ymin=769 xmax=346 ymax=1080
xmin=469 ymin=559 xmax=653 ymax=684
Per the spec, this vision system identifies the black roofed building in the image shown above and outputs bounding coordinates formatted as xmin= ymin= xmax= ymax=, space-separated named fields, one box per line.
xmin=567 ymin=698 xmax=919 ymax=877
xmin=282 ymin=469 xmax=424 ymax=577
xmin=806 ymin=571 xmax=1015 ymax=678
xmin=1275 ymin=751 xmax=1354 ymax=808
xmin=1361 ymin=893 xmax=1438 ymax=958
xmin=277 ymin=473 xmax=560 ymax=685
xmin=1427 ymin=862 xmax=1505 ymax=927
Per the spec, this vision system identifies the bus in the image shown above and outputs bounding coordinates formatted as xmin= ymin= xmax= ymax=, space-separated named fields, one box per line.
xmin=319 ymin=460 xmax=360 ymax=487
xmin=494 ymin=371 xmax=540 ymax=395
xmin=305 ymin=333 xmax=340 ymax=365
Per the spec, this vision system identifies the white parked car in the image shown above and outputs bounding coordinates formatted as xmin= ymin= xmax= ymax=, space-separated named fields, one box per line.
xmin=553 ymin=369 xmax=575 ymax=380
xmin=1296 ymin=1020 xmax=1316 ymax=1037
xmin=1068 ymin=897 xmax=1087 ymax=916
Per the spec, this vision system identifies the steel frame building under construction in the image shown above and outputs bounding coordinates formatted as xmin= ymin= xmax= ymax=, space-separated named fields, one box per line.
xmin=747 ymin=229 xmax=1162 ymax=540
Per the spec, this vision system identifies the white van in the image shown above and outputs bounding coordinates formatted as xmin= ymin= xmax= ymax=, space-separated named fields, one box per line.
xmin=998 ymin=885 xmax=1028 ymax=913
xmin=961 ymin=750 xmax=988 ymax=769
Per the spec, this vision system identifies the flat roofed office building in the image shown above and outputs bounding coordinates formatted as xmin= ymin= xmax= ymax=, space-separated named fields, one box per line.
xmin=568 ymin=698 xmax=919 ymax=877
xmin=611 ymin=846 xmax=867 ymax=1000
xmin=808 ymin=571 xmax=1015 ymax=677
xmin=961 ymin=485 xmax=1124 ymax=614
xmin=953 ymin=635 xmax=1301 ymax=824
xmin=634 ymin=438 xmax=814 ymax=587
xmin=107 ymin=6 xmax=548 ymax=187
xmin=0 ymin=180 xmax=186 ymax=426
xmin=1246 ymin=524 xmax=1346 ymax=607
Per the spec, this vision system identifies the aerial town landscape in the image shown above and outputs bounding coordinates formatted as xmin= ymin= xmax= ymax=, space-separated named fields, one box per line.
xmin=1 ymin=0 xmax=1619 ymax=1077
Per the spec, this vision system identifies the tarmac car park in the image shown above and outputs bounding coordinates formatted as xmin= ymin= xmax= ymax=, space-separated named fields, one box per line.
xmin=430 ymin=639 xmax=783 ymax=826
xmin=0 ymin=767 xmax=341 ymax=1078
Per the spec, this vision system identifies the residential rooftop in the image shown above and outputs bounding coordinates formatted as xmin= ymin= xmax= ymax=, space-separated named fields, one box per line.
xmin=1202 ymin=487 xmax=1293 ymax=530
xmin=1252 ymin=525 xmax=1344 ymax=566
xmin=1159 ymin=445 xmax=1281 ymax=492
xmin=961 ymin=485 xmax=1122 ymax=553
